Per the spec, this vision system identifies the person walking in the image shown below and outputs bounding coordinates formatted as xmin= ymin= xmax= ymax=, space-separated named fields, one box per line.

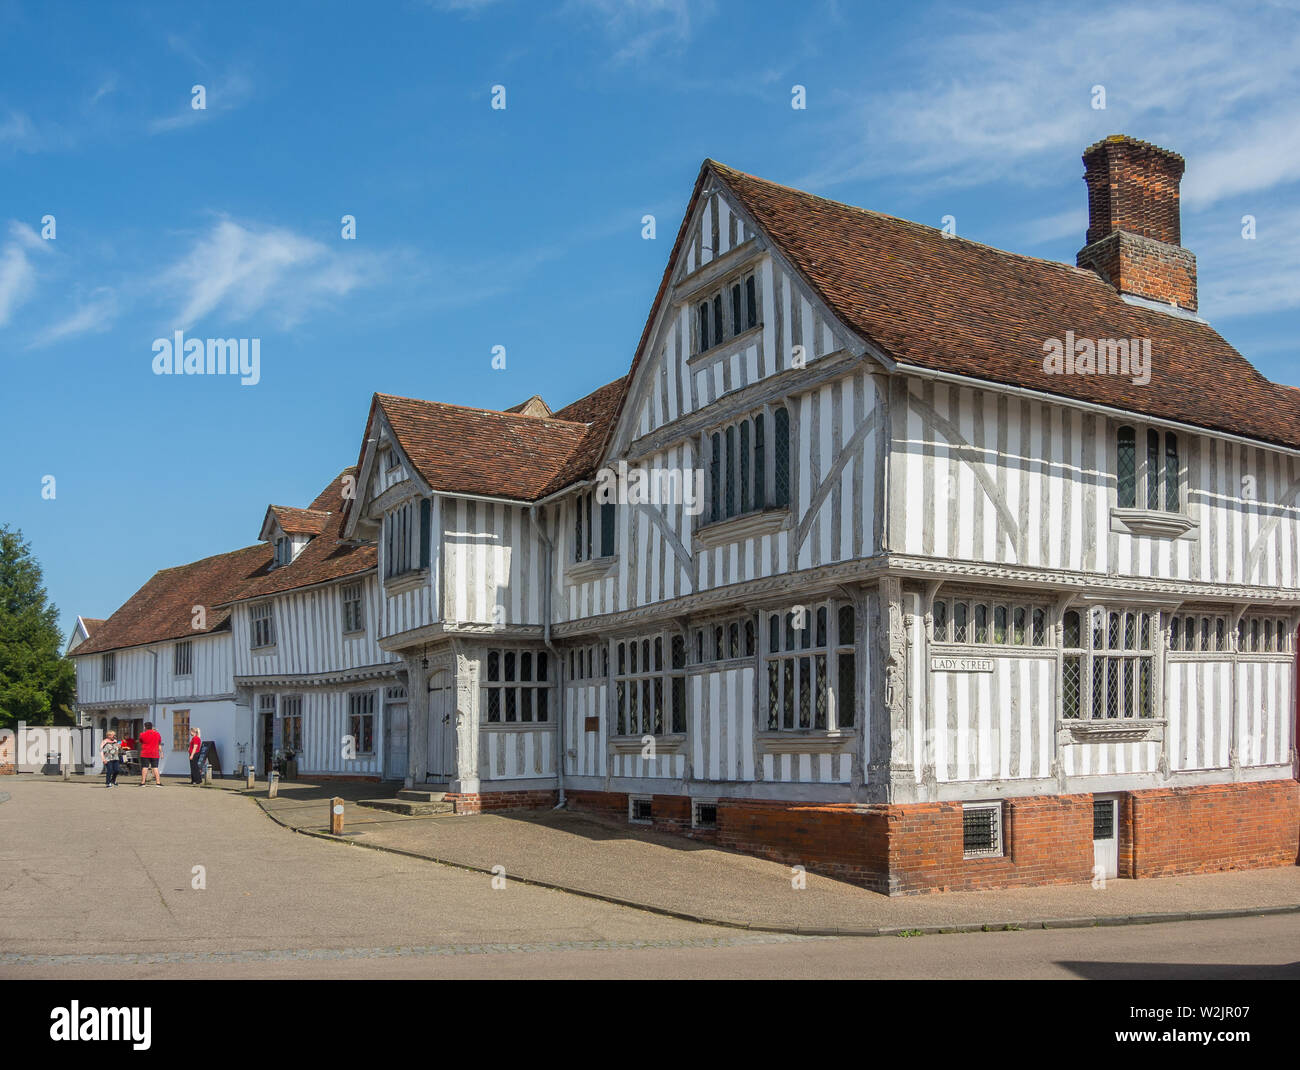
xmin=100 ymin=730 xmax=121 ymax=788
xmin=188 ymin=726 xmax=203 ymax=784
xmin=137 ymin=721 xmax=163 ymax=786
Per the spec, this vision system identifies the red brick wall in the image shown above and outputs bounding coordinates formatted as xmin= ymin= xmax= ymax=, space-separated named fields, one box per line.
xmin=888 ymin=795 xmax=1096 ymax=895
xmin=1128 ymin=780 xmax=1300 ymax=877
xmin=716 ymin=799 xmax=893 ymax=891
xmin=448 ymin=788 xmax=558 ymax=815
xmin=568 ymin=779 xmax=1299 ymax=894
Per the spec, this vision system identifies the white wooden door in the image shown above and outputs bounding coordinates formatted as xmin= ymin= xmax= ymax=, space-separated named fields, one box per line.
xmin=1092 ymin=797 xmax=1118 ymax=881
xmin=426 ymin=684 xmax=452 ymax=782
xmin=383 ymin=702 xmax=408 ymax=781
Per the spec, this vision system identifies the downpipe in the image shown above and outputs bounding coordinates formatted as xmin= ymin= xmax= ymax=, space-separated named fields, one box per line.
xmin=529 ymin=504 xmax=566 ymax=809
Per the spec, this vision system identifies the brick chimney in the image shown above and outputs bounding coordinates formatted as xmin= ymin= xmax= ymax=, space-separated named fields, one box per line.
xmin=1076 ymin=135 xmax=1197 ymax=313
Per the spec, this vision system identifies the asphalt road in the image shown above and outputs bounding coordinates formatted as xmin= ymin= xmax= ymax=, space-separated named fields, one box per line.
xmin=1 ymin=777 xmax=1296 ymax=979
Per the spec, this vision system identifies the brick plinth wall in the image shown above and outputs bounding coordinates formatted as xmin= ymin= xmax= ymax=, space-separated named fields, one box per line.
xmin=447 ymin=789 xmax=559 ymax=815
xmin=567 ymin=779 xmax=1299 ymax=895
xmin=1128 ymin=780 xmax=1300 ymax=877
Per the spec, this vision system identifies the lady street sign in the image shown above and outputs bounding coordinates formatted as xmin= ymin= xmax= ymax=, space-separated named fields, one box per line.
xmin=930 ymin=655 xmax=995 ymax=673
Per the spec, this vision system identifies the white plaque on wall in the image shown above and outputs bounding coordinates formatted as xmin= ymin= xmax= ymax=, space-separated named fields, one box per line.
xmin=929 ymin=655 xmax=995 ymax=673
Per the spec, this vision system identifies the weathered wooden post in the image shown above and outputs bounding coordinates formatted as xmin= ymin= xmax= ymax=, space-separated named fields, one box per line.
xmin=330 ymin=797 xmax=344 ymax=835
xmin=245 ymin=765 xmax=255 ymax=790
xmin=203 ymin=763 xmax=212 ymax=786
xmin=267 ymin=771 xmax=279 ymax=799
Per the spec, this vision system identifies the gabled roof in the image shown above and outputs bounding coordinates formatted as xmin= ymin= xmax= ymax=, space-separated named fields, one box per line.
xmin=224 ymin=467 xmax=373 ymax=604
xmin=504 ymin=395 xmax=553 ymax=418
xmin=371 ymin=391 xmax=621 ymax=502
xmin=74 ymin=468 xmax=371 ymax=655
xmin=705 ymin=160 xmax=1300 ymax=451
xmin=263 ymin=505 xmax=332 ymax=538
xmin=72 ymin=544 xmax=272 ymax=657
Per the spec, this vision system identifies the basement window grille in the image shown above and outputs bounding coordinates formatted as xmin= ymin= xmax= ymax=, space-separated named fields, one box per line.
xmin=629 ymin=796 xmax=653 ymax=824
xmin=693 ymin=802 xmax=718 ymax=829
xmin=962 ymin=803 xmax=1003 ymax=859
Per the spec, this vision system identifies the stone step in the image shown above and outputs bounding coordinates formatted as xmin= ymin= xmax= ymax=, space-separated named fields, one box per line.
xmin=359 ymin=798 xmax=454 ymax=816
xmin=397 ymin=789 xmax=447 ymax=803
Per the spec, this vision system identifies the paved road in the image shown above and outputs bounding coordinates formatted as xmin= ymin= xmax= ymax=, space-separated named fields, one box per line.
xmin=1 ymin=778 xmax=1296 ymax=979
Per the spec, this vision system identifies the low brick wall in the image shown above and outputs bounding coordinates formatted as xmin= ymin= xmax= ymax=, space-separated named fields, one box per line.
xmin=566 ymin=779 xmax=1300 ymax=895
xmin=448 ymin=789 xmax=559 ymax=815
xmin=887 ymin=795 xmax=1095 ymax=895
xmin=1129 ymin=780 xmax=1300 ymax=877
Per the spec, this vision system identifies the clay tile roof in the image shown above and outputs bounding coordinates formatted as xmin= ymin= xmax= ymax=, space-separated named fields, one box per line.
xmin=80 ymin=618 xmax=105 ymax=633
xmin=537 ymin=376 xmax=630 ymax=496
xmin=504 ymin=395 xmax=553 ymax=418
xmin=73 ymin=544 xmax=273 ymax=656
xmin=229 ymin=467 xmax=374 ymax=603
xmin=375 ymin=394 xmax=599 ymax=501
xmin=267 ymin=506 xmax=332 ymax=537
xmin=707 ymin=161 xmax=1300 ymax=451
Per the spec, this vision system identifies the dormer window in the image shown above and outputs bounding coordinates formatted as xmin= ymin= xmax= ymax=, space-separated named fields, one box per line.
xmin=273 ymin=536 xmax=292 ymax=567
xmin=382 ymin=446 xmax=399 ymax=472
xmin=695 ymin=271 xmax=758 ymax=355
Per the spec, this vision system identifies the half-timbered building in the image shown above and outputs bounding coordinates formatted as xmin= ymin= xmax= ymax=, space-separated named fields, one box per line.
xmin=74 ymin=136 xmax=1300 ymax=892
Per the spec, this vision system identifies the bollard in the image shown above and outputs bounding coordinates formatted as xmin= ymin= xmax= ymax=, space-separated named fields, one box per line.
xmin=330 ymin=797 xmax=344 ymax=835
xmin=245 ymin=765 xmax=255 ymax=790
xmin=62 ymin=763 xmax=70 ymax=781
xmin=203 ymin=764 xmax=212 ymax=786
xmin=267 ymin=771 xmax=279 ymax=799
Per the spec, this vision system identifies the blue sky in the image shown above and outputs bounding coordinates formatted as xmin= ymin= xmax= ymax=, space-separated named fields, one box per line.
xmin=2 ymin=0 xmax=1299 ymax=639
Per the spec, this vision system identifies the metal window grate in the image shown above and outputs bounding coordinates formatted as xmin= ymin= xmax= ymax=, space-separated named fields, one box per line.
xmin=694 ymin=803 xmax=718 ymax=828
xmin=1093 ymin=799 xmax=1115 ymax=840
xmin=962 ymin=805 xmax=1002 ymax=858
xmin=630 ymin=798 xmax=652 ymax=823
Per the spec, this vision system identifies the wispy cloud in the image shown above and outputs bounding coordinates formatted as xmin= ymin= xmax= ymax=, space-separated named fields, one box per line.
xmin=0 ymin=222 xmax=47 ymax=326
xmin=562 ymin=0 xmax=710 ymax=65
xmin=1196 ymin=208 xmax=1300 ymax=320
xmin=803 ymin=1 xmax=1300 ymax=206
xmin=157 ymin=218 xmax=386 ymax=330
xmin=148 ymin=69 xmax=254 ymax=134
xmin=31 ymin=287 xmax=118 ymax=347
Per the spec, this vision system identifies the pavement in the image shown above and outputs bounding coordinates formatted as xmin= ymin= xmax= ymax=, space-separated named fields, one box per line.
xmin=182 ymin=773 xmax=1300 ymax=936
xmin=2 ymin=774 xmax=1297 ymax=979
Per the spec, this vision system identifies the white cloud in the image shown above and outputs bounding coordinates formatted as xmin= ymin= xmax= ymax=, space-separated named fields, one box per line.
xmin=148 ymin=70 xmax=253 ymax=134
xmin=31 ymin=287 xmax=118 ymax=347
xmin=562 ymin=0 xmax=708 ymax=64
xmin=0 ymin=222 xmax=48 ymax=326
xmin=1195 ymin=208 xmax=1300 ymax=320
xmin=804 ymin=1 xmax=1300 ymax=207
xmin=158 ymin=218 xmax=384 ymax=329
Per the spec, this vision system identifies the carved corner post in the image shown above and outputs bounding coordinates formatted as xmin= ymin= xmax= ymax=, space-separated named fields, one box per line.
xmin=868 ymin=575 xmax=910 ymax=802
xmin=452 ymin=638 xmax=481 ymax=794
xmin=836 ymin=583 xmax=870 ymax=797
xmin=406 ymin=653 xmax=428 ymax=788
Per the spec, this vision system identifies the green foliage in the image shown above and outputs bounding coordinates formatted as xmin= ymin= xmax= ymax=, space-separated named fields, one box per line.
xmin=0 ymin=526 xmax=75 ymax=728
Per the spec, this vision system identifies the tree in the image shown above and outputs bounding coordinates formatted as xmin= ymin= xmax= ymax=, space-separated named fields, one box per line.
xmin=0 ymin=525 xmax=75 ymax=729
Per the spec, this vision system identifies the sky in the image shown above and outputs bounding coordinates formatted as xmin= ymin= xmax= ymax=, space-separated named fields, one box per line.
xmin=2 ymin=0 xmax=1299 ymax=640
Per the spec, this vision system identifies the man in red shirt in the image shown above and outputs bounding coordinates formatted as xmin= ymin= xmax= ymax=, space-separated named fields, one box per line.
xmin=188 ymin=727 xmax=203 ymax=784
xmin=137 ymin=721 xmax=164 ymax=786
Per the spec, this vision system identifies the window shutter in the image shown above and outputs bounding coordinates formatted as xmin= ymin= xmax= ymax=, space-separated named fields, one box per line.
xmin=418 ymin=499 xmax=431 ymax=568
xmin=600 ymin=501 xmax=615 ymax=557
